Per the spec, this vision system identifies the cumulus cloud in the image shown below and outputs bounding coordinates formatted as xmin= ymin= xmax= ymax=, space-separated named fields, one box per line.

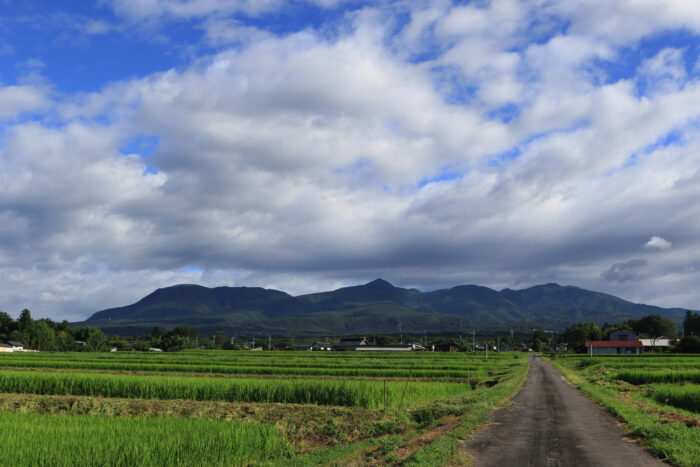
xmin=0 ymin=85 xmax=47 ymax=120
xmin=2 ymin=1 xmax=700 ymax=320
xmin=644 ymin=236 xmax=672 ymax=250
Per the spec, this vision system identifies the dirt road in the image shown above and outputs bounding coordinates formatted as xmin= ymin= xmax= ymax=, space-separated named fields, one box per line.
xmin=463 ymin=355 xmax=667 ymax=467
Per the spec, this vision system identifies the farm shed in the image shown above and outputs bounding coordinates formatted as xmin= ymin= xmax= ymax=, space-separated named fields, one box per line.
xmin=312 ymin=342 xmax=332 ymax=351
xmin=0 ymin=341 xmax=24 ymax=352
xmin=639 ymin=337 xmax=675 ymax=351
xmin=585 ymin=340 xmax=642 ymax=355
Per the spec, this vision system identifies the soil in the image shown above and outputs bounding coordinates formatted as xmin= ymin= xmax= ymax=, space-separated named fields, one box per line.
xmin=462 ymin=355 xmax=668 ymax=467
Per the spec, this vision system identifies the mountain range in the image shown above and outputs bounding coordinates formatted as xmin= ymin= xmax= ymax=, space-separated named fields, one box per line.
xmin=77 ymin=279 xmax=690 ymax=336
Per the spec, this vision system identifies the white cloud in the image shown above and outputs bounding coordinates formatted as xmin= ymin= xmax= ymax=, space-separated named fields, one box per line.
xmin=637 ymin=48 xmax=688 ymax=95
xmin=0 ymin=85 xmax=47 ymax=120
xmin=644 ymin=236 xmax=672 ymax=250
xmin=4 ymin=1 xmax=700 ymax=321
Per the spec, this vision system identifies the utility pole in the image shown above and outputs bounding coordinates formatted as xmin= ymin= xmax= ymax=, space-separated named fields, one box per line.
xmin=268 ymin=335 xmax=271 ymax=351
xmin=497 ymin=336 xmax=500 ymax=352
xmin=252 ymin=338 xmax=255 ymax=349
xmin=212 ymin=334 xmax=215 ymax=348
xmin=472 ymin=329 xmax=476 ymax=350
xmin=398 ymin=320 xmax=403 ymax=344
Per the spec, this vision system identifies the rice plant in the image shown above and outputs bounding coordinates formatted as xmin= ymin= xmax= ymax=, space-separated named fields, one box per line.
xmin=0 ymin=370 xmax=469 ymax=408
xmin=0 ymin=412 xmax=292 ymax=466
xmin=649 ymin=384 xmax=700 ymax=413
xmin=613 ymin=370 xmax=700 ymax=385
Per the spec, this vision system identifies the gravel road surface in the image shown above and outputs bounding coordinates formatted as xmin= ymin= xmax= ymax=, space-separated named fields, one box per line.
xmin=463 ymin=355 xmax=667 ymax=467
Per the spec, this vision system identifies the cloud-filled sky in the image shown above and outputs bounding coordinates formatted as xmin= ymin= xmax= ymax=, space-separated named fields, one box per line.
xmin=1 ymin=0 xmax=700 ymax=321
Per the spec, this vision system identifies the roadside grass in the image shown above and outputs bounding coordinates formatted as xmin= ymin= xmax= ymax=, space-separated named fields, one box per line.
xmin=550 ymin=355 xmax=700 ymax=467
xmin=401 ymin=356 xmax=529 ymax=466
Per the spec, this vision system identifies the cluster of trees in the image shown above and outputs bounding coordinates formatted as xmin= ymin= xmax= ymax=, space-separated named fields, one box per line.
xmin=0 ymin=309 xmax=107 ymax=351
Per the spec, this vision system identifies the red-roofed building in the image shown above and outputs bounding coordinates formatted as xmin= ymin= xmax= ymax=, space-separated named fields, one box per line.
xmin=584 ymin=340 xmax=642 ymax=355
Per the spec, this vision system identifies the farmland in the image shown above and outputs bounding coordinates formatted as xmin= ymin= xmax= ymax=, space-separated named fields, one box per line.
xmin=550 ymin=354 xmax=700 ymax=467
xmin=0 ymin=350 xmax=528 ymax=465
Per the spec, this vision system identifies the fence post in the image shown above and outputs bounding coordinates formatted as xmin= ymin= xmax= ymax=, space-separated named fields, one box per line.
xmin=398 ymin=361 xmax=415 ymax=410
xmin=383 ymin=379 xmax=387 ymax=413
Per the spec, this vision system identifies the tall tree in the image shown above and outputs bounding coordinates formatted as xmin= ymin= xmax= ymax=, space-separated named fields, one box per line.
xmin=85 ymin=327 xmax=107 ymax=352
xmin=628 ymin=314 xmax=676 ymax=349
xmin=0 ymin=311 xmax=15 ymax=337
xmin=629 ymin=314 xmax=675 ymax=337
xmin=17 ymin=309 xmax=33 ymax=332
xmin=531 ymin=329 xmax=550 ymax=351
xmin=683 ymin=310 xmax=700 ymax=336
xmin=562 ymin=322 xmax=602 ymax=353
xmin=28 ymin=320 xmax=57 ymax=351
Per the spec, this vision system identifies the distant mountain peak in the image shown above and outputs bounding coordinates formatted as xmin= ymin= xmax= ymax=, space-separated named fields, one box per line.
xmin=365 ymin=278 xmax=395 ymax=288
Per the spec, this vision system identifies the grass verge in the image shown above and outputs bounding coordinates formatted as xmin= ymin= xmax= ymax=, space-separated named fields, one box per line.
xmin=550 ymin=356 xmax=700 ymax=467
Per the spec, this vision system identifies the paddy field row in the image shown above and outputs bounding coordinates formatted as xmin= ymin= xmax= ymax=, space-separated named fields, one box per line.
xmin=0 ymin=350 xmax=529 ymax=466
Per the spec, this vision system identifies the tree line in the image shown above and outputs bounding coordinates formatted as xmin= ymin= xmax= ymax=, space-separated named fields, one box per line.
xmin=0 ymin=309 xmax=108 ymax=351
xmin=0 ymin=310 xmax=211 ymax=352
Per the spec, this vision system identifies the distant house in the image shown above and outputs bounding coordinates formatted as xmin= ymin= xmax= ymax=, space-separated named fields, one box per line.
xmin=585 ymin=340 xmax=642 ymax=354
xmin=609 ymin=330 xmax=637 ymax=341
xmin=433 ymin=342 xmax=458 ymax=352
xmin=335 ymin=337 xmax=368 ymax=350
xmin=293 ymin=344 xmax=313 ymax=351
xmin=312 ymin=342 xmax=332 ymax=351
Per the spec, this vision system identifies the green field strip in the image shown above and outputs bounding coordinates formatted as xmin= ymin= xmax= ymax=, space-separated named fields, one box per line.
xmin=0 ymin=412 xmax=292 ymax=466
xmin=0 ymin=370 xmax=471 ymax=408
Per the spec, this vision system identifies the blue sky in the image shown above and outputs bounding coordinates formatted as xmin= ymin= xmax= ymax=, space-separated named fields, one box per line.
xmin=1 ymin=0 xmax=700 ymax=321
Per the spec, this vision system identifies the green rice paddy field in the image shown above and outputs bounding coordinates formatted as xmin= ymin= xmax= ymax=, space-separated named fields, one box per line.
xmin=550 ymin=354 xmax=700 ymax=467
xmin=0 ymin=350 xmax=528 ymax=466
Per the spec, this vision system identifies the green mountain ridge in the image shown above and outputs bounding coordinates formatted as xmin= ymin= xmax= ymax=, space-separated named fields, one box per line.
xmin=77 ymin=279 xmax=690 ymax=336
